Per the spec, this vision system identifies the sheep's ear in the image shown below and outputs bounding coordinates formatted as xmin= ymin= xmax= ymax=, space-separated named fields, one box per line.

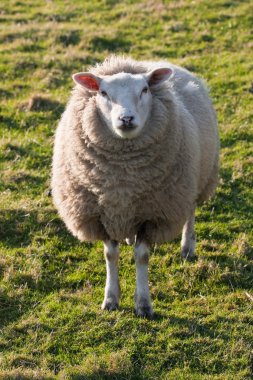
xmin=146 ymin=68 xmax=173 ymax=86
xmin=72 ymin=72 xmax=101 ymax=91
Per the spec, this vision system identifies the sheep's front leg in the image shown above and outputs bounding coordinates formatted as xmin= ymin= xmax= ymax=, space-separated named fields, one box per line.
xmin=134 ymin=240 xmax=153 ymax=318
xmin=102 ymin=240 xmax=120 ymax=311
xmin=181 ymin=208 xmax=196 ymax=260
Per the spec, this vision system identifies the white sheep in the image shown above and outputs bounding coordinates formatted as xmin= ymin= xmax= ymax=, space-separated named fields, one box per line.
xmin=52 ymin=55 xmax=219 ymax=318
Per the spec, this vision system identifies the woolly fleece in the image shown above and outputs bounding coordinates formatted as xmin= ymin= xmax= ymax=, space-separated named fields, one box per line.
xmin=52 ymin=56 xmax=219 ymax=244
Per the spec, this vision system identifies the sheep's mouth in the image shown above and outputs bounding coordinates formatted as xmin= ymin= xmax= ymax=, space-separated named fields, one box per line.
xmin=117 ymin=122 xmax=137 ymax=132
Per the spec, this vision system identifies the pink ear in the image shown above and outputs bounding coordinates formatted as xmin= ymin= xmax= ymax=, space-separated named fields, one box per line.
xmin=148 ymin=68 xmax=173 ymax=86
xmin=72 ymin=72 xmax=101 ymax=91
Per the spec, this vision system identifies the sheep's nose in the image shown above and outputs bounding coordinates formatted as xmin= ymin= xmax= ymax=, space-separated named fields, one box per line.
xmin=119 ymin=115 xmax=134 ymax=125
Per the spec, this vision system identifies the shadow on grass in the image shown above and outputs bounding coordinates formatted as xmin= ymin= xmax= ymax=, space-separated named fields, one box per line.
xmin=55 ymin=30 xmax=81 ymax=47
xmin=64 ymin=309 xmax=244 ymax=378
xmin=0 ymin=208 xmax=79 ymax=250
xmin=70 ymin=373 xmax=146 ymax=380
xmin=0 ymin=208 xmax=83 ymax=328
xmin=221 ymin=127 xmax=253 ymax=148
xmin=0 ymin=115 xmax=19 ymax=129
xmin=0 ymin=89 xmax=13 ymax=98
xmin=1 ymin=102 xmax=64 ymax=131
xmin=0 ymin=288 xmax=33 ymax=328
xmin=25 ymin=95 xmax=64 ymax=112
xmin=1 ymin=142 xmax=52 ymax=171
xmin=200 ymin=166 xmax=253 ymax=223
xmin=89 ymin=35 xmax=131 ymax=53
xmin=0 ymin=173 xmax=46 ymax=193
xmin=205 ymin=253 xmax=253 ymax=290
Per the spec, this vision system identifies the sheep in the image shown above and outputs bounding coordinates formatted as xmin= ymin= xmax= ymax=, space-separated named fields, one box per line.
xmin=52 ymin=55 xmax=219 ymax=318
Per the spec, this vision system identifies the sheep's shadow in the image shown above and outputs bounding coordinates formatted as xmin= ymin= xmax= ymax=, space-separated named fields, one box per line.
xmin=61 ymin=312 xmax=242 ymax=379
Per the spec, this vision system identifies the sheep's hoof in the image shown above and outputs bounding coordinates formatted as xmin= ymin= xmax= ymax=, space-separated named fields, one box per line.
xmin=135 ymin=305 xmax=154 ymax=319
xmin=181 ymin=247 xmax=195 ymax=261
xmin=101 ymin=297 xmax=119 ymax=311
xmin=135 ymin=298 xmax=154 ymax=319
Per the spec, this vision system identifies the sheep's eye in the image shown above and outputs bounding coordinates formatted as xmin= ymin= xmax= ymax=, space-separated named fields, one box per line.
xmin=100 ymin=90 xmax=108 ymax=97
xmin=142 ymin=87 xmax=148 ymax=94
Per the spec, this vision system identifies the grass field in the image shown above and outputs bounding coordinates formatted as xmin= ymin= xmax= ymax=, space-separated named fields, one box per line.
xmin=0 ymin=0 xmax=253 ymax=379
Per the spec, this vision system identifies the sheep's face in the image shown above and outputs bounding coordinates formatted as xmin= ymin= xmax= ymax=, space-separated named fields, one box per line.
xmin=95 ymin=73 xmax=152 ymax=139
xmin=73 ymin=68 xmax=172 ymax=139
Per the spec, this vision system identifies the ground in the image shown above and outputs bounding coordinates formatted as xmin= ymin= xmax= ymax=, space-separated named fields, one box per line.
xmin=0 ymin=0 xmax=252 ymax=379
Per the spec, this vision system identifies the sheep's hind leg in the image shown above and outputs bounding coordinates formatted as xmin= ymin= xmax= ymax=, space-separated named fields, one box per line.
xmin=181 ymin=208 xmax=196 ymax=260
xmin=134 ymin=240 xmax=153 ymax=318
xmin=102 ymin=240 xmax=120 ymax=311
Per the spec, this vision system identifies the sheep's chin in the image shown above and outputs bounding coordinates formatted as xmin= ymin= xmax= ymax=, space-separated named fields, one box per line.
xmin=113 ymin=126 xmax=142 ymax=139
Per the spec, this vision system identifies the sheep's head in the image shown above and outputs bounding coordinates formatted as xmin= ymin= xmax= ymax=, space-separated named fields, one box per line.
xmin=72 ymin=68 xmax=172 ymax=139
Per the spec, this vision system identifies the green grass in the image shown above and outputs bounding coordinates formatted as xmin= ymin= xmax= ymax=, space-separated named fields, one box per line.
xmin=0 ymin=0 xmax=252 ymax=378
